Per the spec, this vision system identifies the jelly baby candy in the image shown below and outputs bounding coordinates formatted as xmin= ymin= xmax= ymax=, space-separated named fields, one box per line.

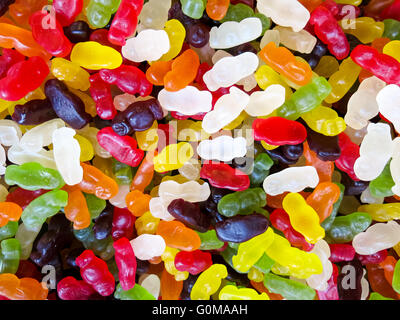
xmin=5 ymin=162 xmax=64 ymax=191
xmin=209 ymin=17 xmax=263 ymax=49
xmin=190 ymin=264 xmax=227 ymax=300
xmin=70 ymin=41 xmax=123 ymax=70
xmin=75 ymin=249 xmax=115 ymax=296
xmin=282 ymin=192 xmax=326 ymax=244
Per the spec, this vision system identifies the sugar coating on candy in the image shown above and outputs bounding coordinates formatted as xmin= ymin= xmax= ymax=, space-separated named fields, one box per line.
xmin=110 ymin=184 xmax=130 ymax=209
xmin=203 ymin=52 xmax=259 ymax=91
xmin=202 ymin=87 xmax=250 ymax=134
xmin=197 ymin=136 xmax=247 ymax=162
xmin=263 ymin=166 xmax=319 ymax=196
xmin=211 ymin=50 xmax=258 ymax=92
xmin=273 ymin=26 xmax=317 ymax=54
xmin=137 ymin=0 xmax=171 ymax=32
xmin=376 ymin=84 xmax=400 ymax=133
xmin=306 ymin=240 xmax=332 ymax=291
xmin=139 ymin=274 xmax=160 ymax=299
xmin=352 ymin=221 xmax=400 ymax=255
xmin=130 ymin=234 xmax=166 ymax=260
xmin=245 ymin=84 xmax=286 ymax=117
xmin=0 ymin=145 xmax=5 ymax=174
xmin=209 ymin=17 xmax=263 ymax=49
xmin=158 ymin=86 xmax=212 ymax=115
xmin=0 ymin=120 xmax=22 ymax=146
xmin=7 ymin=143 xmax=57 ymax=170
xmin=260 ymin=29 xmax=280 ymax=49
xmin=158 ymin=180 xmax=211 ymax=204
xmin=52 ymin=127 xmax=83 ymax=186
xmin=19 ymin=119 xmax=65 ymax=153
xmin=257 ymin=0 xmax=310 ymax=32
xmin=149 ymin=196 xmax=175 ymax=221
xmin=354 ymin=123 xmax=393 ymax=181
xmin=122 ymin=29 xmax=170 ymax=63
xmin=345 ymin=76 xmax=386 ymax=130
xmin=360 ymin=187 xmax=384 ymax=205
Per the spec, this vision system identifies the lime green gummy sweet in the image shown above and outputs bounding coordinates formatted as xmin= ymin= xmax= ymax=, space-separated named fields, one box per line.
xmin=217 ymin=187 xmax=267 ymax=217
xmin=264 ymin=273 xmax=316 ymax=300
xmin=392 ymin=259 xmax=400 ymax=294
xmin=369 ymin=292 xmax=394 ymax=300
xmin=0 ymin=238 xmax=21 ymax=274
xmin=219 ymin=4 xmax=271 ymax=33
xmin=0 ymin=221 xmax=18 ymax=241
xmin=253 ymin=253 xmax=275 ymax=274
xmin=86 ymin=0 xmax=121 ymax=29
xmin=383 ymin=19 xmax=400 ymax=41
xmin=112 ymin=159 xmax=133 ymax=185
xmin=114 ymin=283 xmax=156 ymax=300
xmin=197 ymin=229 xmax=224 ymax=250
xmin=21 ymin=190 xmax=68 ymax=229
xmin=250 ymin=153 xmax=273 ymax=187
xmin=220 ymin=3 xmax=253 ymax=23
xmin=369 ymin=162 xmax=395 ymax=198
xmin=84 ymin=193 xmax=106 ymax=219
xmin=180 ymin=0 xmax=206 ymax=19
xmin=277 ymin=76 xmax=331 ymax=120
xmin=5 ymin=162 xmax=65 ymax=191
xmin=326 ymin=212 xmax=372 ymax=243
